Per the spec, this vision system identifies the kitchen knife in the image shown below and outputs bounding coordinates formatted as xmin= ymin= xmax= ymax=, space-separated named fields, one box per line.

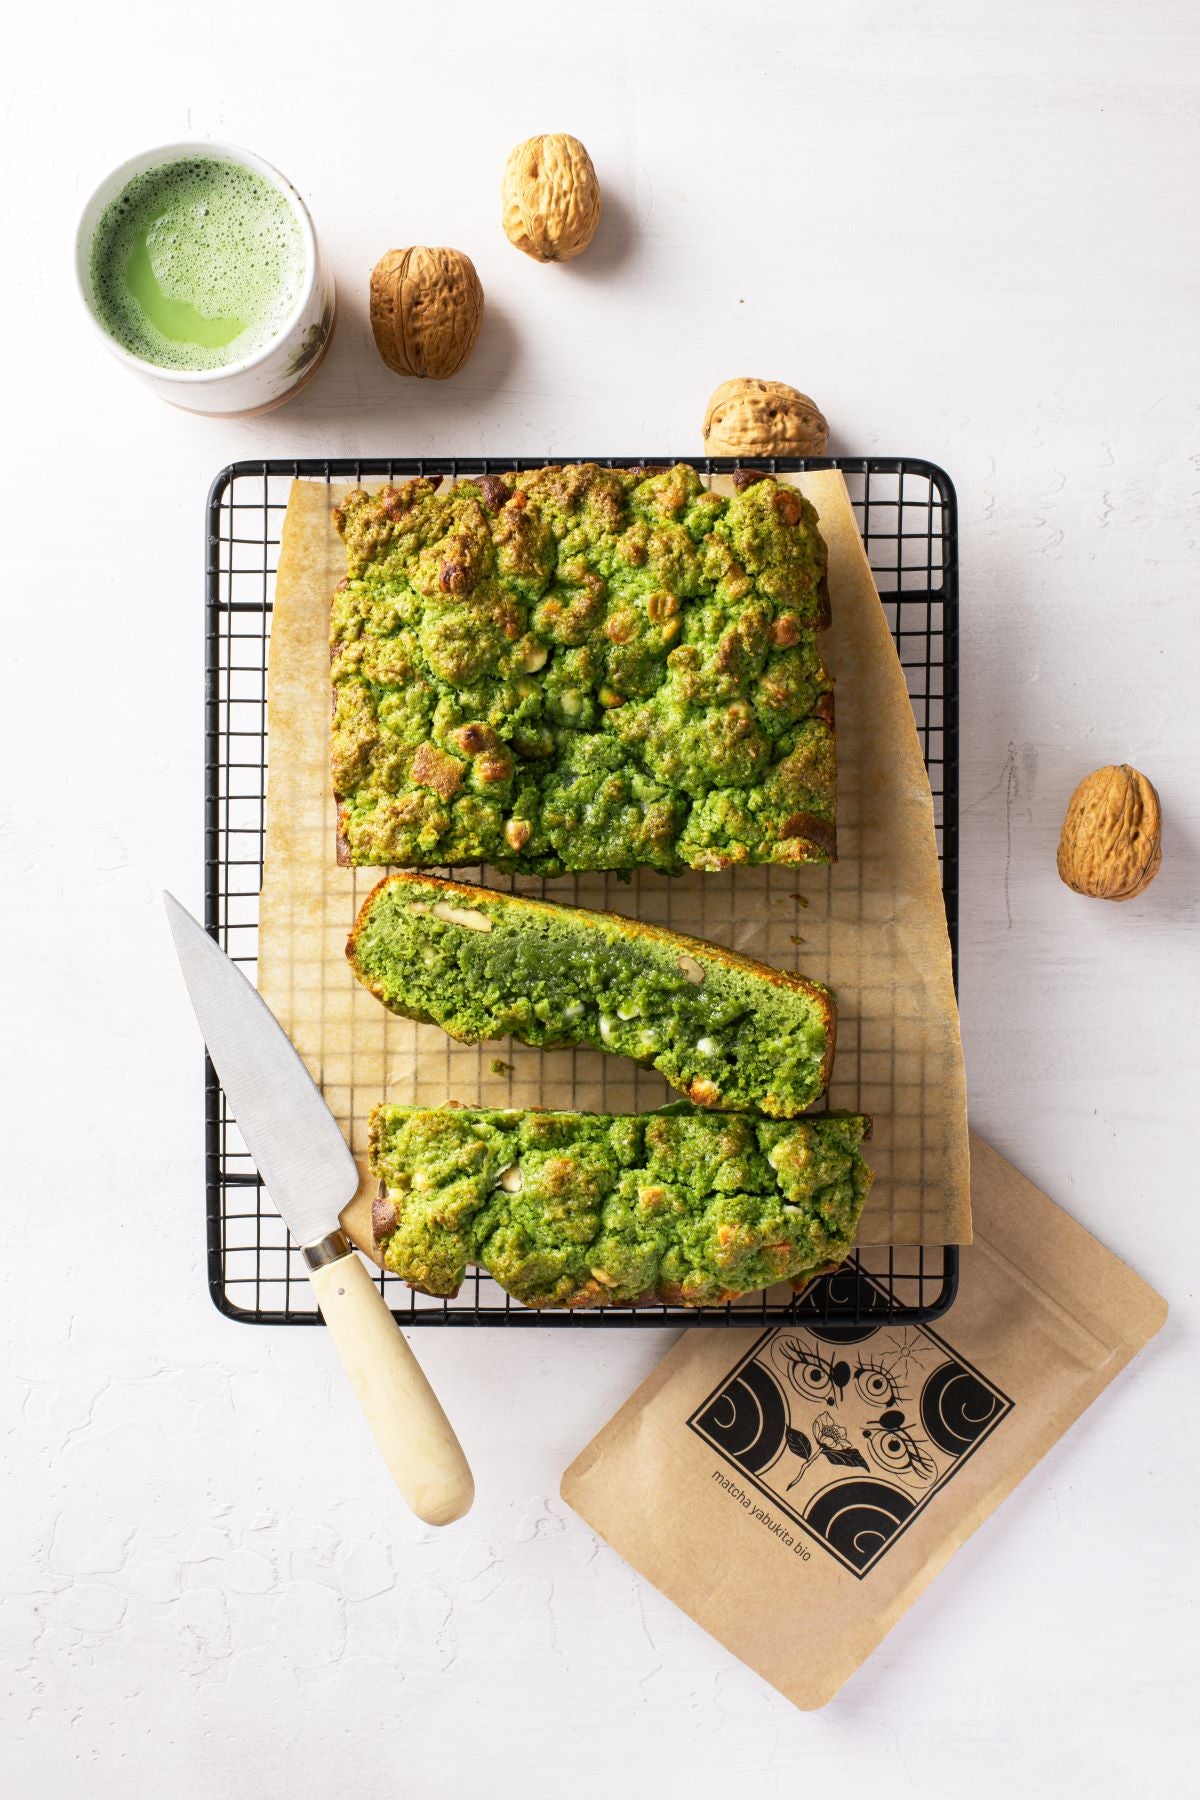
xmin=164 ymin=892 xmax=474 ymax=1526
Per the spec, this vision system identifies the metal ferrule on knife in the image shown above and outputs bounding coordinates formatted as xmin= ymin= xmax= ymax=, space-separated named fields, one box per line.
xmin=302 ymin=1229 xmax=351 ymax=1270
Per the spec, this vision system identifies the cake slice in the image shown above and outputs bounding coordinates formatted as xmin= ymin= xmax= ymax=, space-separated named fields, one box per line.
xmin=369 ymin=1104 xmax=872 ymax=1309
xmin=331 ymin=462 xmax=835 ymax=874
xmin=348 ymin=874 xmax=835 ymax=1116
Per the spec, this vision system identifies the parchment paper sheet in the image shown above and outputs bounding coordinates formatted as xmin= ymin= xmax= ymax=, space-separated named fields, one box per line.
xmin=258 ymin=471 xmax=970 ymax=1258
xmin=561 ymin=1133 xmax=1167 ymax=1709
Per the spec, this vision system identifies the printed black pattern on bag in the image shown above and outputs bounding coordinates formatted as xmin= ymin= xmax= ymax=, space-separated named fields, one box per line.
xmin=688 ymin=1272 xmax=1013 ymax=1577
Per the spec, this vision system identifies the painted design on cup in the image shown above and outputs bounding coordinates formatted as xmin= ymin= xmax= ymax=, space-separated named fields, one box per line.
xmin=285 ymin=293 xmax=335 ymax=381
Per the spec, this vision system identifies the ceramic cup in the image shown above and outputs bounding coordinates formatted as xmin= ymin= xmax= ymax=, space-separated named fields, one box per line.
xmin=75 ymin=141 xmax=336 ymax=417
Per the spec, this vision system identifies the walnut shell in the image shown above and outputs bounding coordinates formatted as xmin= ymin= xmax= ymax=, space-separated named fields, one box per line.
xmin=1057 ymin=764 xmax=1162 ymax=901
xmin=502 ymin=133 xmax=601 ymax=263
xmin=369 ymin=246 xmax=483 ymax=379
xmin=703 ymin=378 xmax=829 ymax=458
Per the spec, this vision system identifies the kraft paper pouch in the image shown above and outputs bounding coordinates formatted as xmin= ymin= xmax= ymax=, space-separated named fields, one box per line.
xmin=561 ymin=1133 xmax=1166 ymax=1709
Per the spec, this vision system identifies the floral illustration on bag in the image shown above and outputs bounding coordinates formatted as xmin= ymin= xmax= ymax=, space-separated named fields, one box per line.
xmin=784 ymin=1410 xmax=869 ymax=1489
xmin=689 ymin=1272 xmax=1013 ymax=1576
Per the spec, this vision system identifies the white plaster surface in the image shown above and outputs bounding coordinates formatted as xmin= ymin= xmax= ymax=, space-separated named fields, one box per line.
xmin=2 ymin=2 xmax=1198 ymax=1792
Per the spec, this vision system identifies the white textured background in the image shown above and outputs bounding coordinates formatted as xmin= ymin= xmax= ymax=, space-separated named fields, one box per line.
xmin=3 ymin=2 xmax=1197 ymax=1792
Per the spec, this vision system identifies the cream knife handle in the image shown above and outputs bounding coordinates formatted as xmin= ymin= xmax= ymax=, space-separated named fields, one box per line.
xmin=305 ymin=1239 xmax=474 ymax=1526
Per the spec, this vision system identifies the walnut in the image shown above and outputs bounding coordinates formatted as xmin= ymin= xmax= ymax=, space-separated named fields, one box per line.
xmin=501 ymin=134 xmax=601 ymax=263
xmin=429 ymin=902 xmax=492 ymax=932
xmin=1057 ymin=764 xmax=1162 ymax=901
xmin=369 ymin=246 xmax=483 ymax=379
xmin=372 ymin=1192 xmax=398 ymax=1241
xmin=703 ymin=378 xmax=829 ymax=458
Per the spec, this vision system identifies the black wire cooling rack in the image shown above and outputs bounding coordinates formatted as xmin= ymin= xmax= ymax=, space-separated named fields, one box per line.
xmin=205 ymin=456 xmax=960 ymax=1328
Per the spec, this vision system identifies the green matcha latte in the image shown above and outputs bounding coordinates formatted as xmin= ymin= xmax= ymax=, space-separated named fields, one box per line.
xmin=88 ymin=156 xmax=306 ymax=371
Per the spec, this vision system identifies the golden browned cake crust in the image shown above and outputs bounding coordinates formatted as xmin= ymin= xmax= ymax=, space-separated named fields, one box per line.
xmin=369 ymin=1104 xmax=872 ymax=1309
xmin=331 ymin=463 xmax=835 ymax=874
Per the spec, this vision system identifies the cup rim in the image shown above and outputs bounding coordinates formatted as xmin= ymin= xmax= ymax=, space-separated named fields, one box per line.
xmin=74 ymin=140 xmax=318 ymax=385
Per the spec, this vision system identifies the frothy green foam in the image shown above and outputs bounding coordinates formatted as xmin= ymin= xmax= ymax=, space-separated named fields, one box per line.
xmin=89 ymin=157 xmax=306 ymax=371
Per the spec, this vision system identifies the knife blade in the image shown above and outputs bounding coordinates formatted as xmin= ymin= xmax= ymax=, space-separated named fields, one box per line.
xmin=165 ymin=892 xmax=474 ymax=1525
xmin=164 ymin=891 xmax=357 ymax=1248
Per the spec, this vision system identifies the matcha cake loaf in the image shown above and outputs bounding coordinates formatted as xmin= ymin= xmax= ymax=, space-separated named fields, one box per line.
xmin=369 ymin=1104 xmax=872 ymax=1309
xmin=331 ymin=462 xmax=835 ymax=875
xmin=348 ymin=873 xmax=835 ymax=1116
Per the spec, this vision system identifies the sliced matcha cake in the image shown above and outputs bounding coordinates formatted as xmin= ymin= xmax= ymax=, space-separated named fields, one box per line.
xmin=348 ymin=874 xmax=835 ymax=1116
xmin=369 ymin=1104 xmax=872 ymax=1308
